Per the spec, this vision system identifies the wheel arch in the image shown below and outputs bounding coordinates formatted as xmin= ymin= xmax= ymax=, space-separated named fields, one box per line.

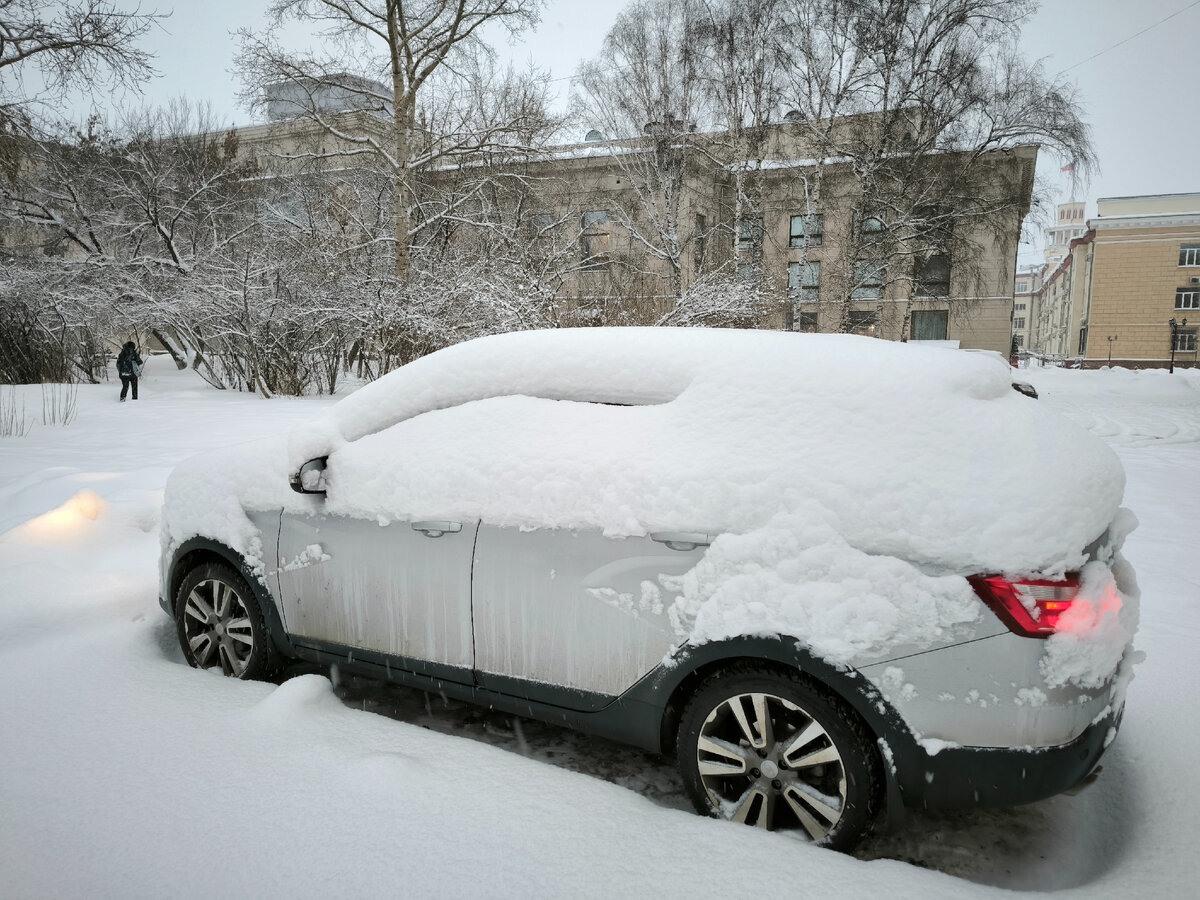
xmin=647 ymin=635 xmax=913 ymax=819
xmin=167 ymin=537 xmax=294 ymax=659
xmin=654 ymin=637 xmax=908 ymax=752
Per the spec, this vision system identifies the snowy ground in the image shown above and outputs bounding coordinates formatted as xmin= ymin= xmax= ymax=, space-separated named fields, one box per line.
xmin=1 ymin=358 xmax=1198 ymax=898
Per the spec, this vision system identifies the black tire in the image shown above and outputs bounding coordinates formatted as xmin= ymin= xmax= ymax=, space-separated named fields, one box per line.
xmin=175 ymin=561 xmax=280 ymax=680
xmin=676 ymin=664 xmax=882 ymax=852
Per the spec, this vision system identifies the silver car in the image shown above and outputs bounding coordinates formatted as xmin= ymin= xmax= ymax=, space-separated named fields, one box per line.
xmin=159 ymin=328 xmax=1134 ymax=851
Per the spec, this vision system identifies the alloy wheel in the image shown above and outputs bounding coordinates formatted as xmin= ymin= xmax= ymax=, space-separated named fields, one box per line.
xmin=696 ymin=691 xmax=848 ymax=840
xmin=181 ymin=578 xmax=255 ymax=676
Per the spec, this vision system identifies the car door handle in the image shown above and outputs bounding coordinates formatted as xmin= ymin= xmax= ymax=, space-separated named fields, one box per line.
xmin=650 ymin=531 xmax=715 ymax=551
xmin=411 ymin=521 xmax=463 ymax=538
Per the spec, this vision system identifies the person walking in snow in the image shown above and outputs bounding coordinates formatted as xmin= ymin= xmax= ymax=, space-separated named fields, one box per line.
xmin=117 ymin=341 xmax=143 ymax=401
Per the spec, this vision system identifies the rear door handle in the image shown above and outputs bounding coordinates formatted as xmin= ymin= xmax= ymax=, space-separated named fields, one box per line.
xmin=650 ymin=531 xmax=715 ymax=551
xmin=411 ymin=521 xmax=463 ymax=538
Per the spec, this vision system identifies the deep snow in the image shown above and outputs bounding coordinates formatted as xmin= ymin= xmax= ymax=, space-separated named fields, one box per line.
xmin=1 ymin=358 xmax=1198 ymax=898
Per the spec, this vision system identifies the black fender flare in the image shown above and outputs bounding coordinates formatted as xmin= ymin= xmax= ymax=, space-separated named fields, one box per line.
xmin=166 ymin=536 xmax=297 ymax=659
xmin=628 ymin=635 xmax=918 ymax=818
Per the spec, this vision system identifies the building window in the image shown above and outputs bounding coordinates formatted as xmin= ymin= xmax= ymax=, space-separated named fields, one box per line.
xmin=1174 ymin=329 xmax=1198 ymax=353
xmin=1015 ymin=302 xmax=1026 ymax=311
xmin=529 ymin=213 xmax=555 ymax=234
xmin=1181 ymin=244 xmax=1200 ymax=267
xmin=789 ymin=213 xmax=823 ymax=248
xmin=737 ymin=216 xmax=763 ymax=252
xmin=580 ymin=210 xmax=610 ymax=270
xmin=787 ymin=261 xmax=820 ymax=301
xmin=912 ymin=309 xmax=948 ymax=341
xmin=795 ymin=310 xmax=819 ymax=333
xmin=737 ymin=262 xmax=758 ymax=281
xmin=859 ymin=211 xmax=885 ymax=241
xmin=1176 ymin=289 xmax=1200 ymax=310
xmin=1013 ymin=334 xmax=1024 ymax=349
xmin=914 ymin=254 xmax=951 ymax=297
xmin=852 ymin=260 xmax=885 ymax=300
xmin=1014 ymin=316 xmax=1026 ymax=329
xmin=848 ymin=310 xmax=878 ymax=336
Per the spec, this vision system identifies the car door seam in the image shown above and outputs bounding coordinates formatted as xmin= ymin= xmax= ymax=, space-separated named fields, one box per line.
xmin=469 ymin=520 xmax=482 ymax=686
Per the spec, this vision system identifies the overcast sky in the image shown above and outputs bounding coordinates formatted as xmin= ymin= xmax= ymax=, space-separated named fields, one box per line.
xmin=64 ymin=0 xmax=1200 ymax=262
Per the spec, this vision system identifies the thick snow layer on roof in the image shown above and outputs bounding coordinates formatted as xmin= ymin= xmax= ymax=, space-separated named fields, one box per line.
xmin=281 ymin=328 xmax=1124 ymax=576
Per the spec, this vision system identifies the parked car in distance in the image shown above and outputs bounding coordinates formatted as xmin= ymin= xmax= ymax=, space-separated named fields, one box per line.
xmin=160 ymin=328 xmax=1138 ymax=851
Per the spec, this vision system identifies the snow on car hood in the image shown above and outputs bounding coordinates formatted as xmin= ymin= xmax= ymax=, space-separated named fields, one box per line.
xmin=163 ymin=328 xmax=1132 ymax=671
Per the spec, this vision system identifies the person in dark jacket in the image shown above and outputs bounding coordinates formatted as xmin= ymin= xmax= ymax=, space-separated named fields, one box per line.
xmin=117 ymin=341 xmax=143 ymax=401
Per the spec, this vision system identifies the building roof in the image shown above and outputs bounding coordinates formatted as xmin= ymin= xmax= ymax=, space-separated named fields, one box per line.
xmin=1096 ymin=193 xmax=1200 ymax=218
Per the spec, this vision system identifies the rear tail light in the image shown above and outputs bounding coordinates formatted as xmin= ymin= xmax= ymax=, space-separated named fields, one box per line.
xmin=968 ymin=574 xmax=1081 ymax=638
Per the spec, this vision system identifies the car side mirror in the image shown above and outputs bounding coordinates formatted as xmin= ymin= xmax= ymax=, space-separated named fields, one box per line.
xmin=289 ymin=457 xmax=328 ymax=495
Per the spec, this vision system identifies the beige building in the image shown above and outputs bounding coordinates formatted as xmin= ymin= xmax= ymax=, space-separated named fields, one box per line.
xmin=1084 ymin=193 xmax=1200 ymax=368
xmin=439 ymin=133 xmax=1034 ymax=353
xmin=1044 ymin=200 xmax=1087 ymax=265
xmin=1026 ymin=193 xmax=1200 ymax=368
xmin=1029 ymin=232 xmax=1093 ymax=359
xmin=1012 ymin=264 xmax=1042 ymax=350
xmin=224 ymin=94 xmax=1037 ymax=354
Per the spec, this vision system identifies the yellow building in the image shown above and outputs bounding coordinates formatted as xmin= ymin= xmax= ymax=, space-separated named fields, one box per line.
xmin=1083 ymin=193 xmax=1200 ymax=368
xmin=1025 ymin=193 xmax=1200 ymax=369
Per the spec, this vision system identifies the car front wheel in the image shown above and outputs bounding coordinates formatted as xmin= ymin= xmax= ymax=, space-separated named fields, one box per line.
xmin=175 ymin=562 xmax=278 ymax=680
xmin=676 ymin=665 xmax=882 ymax=851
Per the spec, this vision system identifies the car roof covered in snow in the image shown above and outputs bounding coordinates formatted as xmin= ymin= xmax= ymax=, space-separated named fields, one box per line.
xmin=277 ymin=328 xmax=1123 ymax=573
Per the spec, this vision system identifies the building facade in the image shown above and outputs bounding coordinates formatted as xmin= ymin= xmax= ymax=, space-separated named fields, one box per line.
xmin=1025 ymin=193 xmax=1200 ymax=368
xmin=1012 ymin=263 xmax=1043 ymax=350
xmin=1043 ymin=199 xmax=1087 ymax=265
xmin=225 ymin=101 xmax=1039 ymax=354
xmin=1083 ymin=194 xmax=1200 ymax=368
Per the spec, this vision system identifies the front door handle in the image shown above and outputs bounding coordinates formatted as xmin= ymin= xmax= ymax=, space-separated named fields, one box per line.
xmin=650 ymin=531 xmax=716 ymax=551
xmin=412 ymin=521 xmax=463 ymax=538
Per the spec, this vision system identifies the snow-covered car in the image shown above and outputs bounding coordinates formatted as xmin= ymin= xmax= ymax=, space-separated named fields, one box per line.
xmin=159 ymin=328 xmax=1139 ymax=851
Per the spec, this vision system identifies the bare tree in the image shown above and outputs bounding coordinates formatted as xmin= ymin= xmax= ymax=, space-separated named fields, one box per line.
xmin=691 ymin=0 xmax=788 ymax=275
xmin=656 ymin=269 xmax=773 ymax=327
xmin=236 ymin=0 xmax=547 ymax=279
xmin=571 ymin=0 xmax=711 ymax=302
xmin=0 ymin=0 xmax=161 ymax=181
xmin=773 ymin=0 xmax=1094 ymax=335
xmin=2 ymin=96 xmax=581 ymax=392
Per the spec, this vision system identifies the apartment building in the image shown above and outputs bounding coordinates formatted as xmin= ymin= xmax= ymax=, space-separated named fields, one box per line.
xmin=1084 ymin=194 xmax=1200 ymax=368
xmin=227 ymin=84 xmax=1036 ymax=354
xmin=1029 ymin=232 xmax=1093 ymax=358
xmin=1012 ymin=264 xmax=1043 ymax=350
xmin=1026 ymin=193 xmax=1200 ymax=368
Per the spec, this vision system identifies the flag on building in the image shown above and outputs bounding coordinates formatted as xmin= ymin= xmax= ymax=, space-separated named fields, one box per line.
xmin=1061 ymin=161 xmax=1076 ymax=174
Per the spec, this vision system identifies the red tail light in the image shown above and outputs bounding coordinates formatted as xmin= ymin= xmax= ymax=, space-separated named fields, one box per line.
xmin=968 ymin=574 xmax=1081 ymax=638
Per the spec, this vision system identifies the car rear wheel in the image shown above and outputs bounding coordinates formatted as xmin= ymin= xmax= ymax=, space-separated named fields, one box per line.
xmin=175 ymin=562 xmax=278 ymax=680
xmin=676 ymin=665 xmax=882 ymax=851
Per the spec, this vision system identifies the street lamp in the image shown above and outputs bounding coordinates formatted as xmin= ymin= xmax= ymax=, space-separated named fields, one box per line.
xmin=1107 ymin=334 xmax=1117 ymax=366
xmin=1169 ymin=317 xmax=1188 ymax=374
